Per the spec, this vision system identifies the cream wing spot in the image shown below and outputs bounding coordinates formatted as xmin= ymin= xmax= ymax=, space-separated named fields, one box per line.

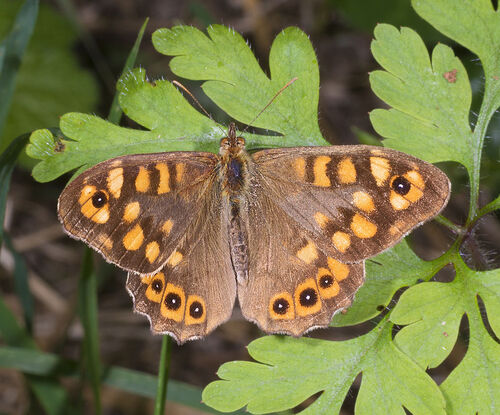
xmin=296 ymin=241 xmax=318 ymax=264
xmin=353 ymin=191 xmax=375 ymax=213
xmin=135 ymin=167 xmax=150 ymax=192
xmin=162 ymin=219 xmax=174 ymax=235
xmin=313 ymin=156 xmax=331 ymax=187
xmin=123 ymin=224 xmax=144 ymax=250
xmin=337 ymin=157 xmax=357 ymax=184
xmin=370 ymin=157 xmax=390 ymax=186
xmin=332 ymin=231 xmax=351 ymax=253
xmin=390 ymin=192 xmax=410 ymax=210
xmin=156 ymin=163 xmax=170 ymax=194
xmin=123 ymin=202 xmax=140 ymax=222
xmin=167 ymin=250 xmax=183 ymax=267
xmin=314 ymin=212 xmax=330 ymax=229
xmin=107 ymin=168 xmax=124 ymax=198
xmin=327 ymin=257 xmax=349 ymax=281
xmin=351 ymin=213 xmax=377 ymax=238
xmin=293 ymin=157 xmax=306 ymax=180
xmin=145 ymin=241 xmax=160 ymax=263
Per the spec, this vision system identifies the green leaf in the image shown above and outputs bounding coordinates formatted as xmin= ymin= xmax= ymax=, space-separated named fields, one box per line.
xmin=203 ymin=320 xmax=445 ymax=414
xmin=28 ymin=26 xmax=326 ymax=183
xmin=369 ymin=24 xmax=474 ymax=171
xmin=0 ymin=2 xmax=98 ymax=156
xmin=0 ymin=0 xmax=38 ymax=142
xmin=153 ymin=25 xmax=325 ymax=146
xmin=391 ymin=257 xmax=500 ymax=414
xmin=332 ymin=240 xmax=440 ymax=326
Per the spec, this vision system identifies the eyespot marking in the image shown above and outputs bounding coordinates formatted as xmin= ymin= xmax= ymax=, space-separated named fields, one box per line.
xmin=160 ymin=283 xmax=185 ymax=322
xmin=370 ymin=157 xmax=390 ymax=186
xmin=269 ymin=292 xmax=295 ymax=320
xmin=295 ymin=278 xmax=321 ymax=316
xmin=123 ymin=224 xmax=144 ymax=250
xmin=317 ymin=267 xmax=340 ymax=299
xmin=296 ymin=241 xmax=318 ymax=264
xmin=79 ymin=186 xmax=109 ymax=223
xmin=332 ymin=231 xmax=351 ymax=253
xmin=123 ymin=202 xmax=140 ymax=222
xmin=135 ymin=167 xmax=150 ymax=192
xmin=107 ymin=168 xmax=123 ymax=198
xmin=313 ymin=156 xmax=331 ymax=187
xmin=351 ymin=213 xmax=377 ymax=238
xmin=144 ymin=272 xmax=165 ymax=303
xmin=156 ymin=163 xmax=170 ymax=194
xmin=167 ymin=250 xmax=183 ymax=267
xmin=327 ymin=257 xmax=349 ymax=281
xmin=162 ymin=219 xmax=174 ymax=235
xmin=146 ymin=241 xmax=160 ymax=263
xmin=314 ymin=212 xmax=330 ymax=229
xmin=293 ymin=157 xmax=306 ymax=180
xmin=185 ymin=295 xmax=206 ymax=325
xmin=337 ymin=157 xmax=357 ymax=184
xmin=353 ymin=191 xmax=375 ymax=213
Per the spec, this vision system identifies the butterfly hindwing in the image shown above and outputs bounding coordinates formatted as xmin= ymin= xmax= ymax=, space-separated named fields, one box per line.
xmin=251 ymin=145 xmax=450 ymax=263
xmin=238 ymin=181 xmax=365 ymax=336
xmin=58 ymin=152 xmax=218 ymax=275
xmin=126 ymin=186 xmax=236 ymax=343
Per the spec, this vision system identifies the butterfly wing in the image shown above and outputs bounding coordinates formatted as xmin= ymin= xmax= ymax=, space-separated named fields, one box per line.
xmin=238 ymin=145 xmax=450 ymax=335
xmin=58 ymin=152 xmax=218 ymax=275
xmin=238 ymin=184 xmax=365 ymax=335
xmin=126 ymin=185 xmax=236 ymax=343
xmin=250 ymin=145 xmax=450 ymax=263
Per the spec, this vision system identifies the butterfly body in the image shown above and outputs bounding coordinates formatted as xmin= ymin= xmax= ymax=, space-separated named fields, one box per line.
xmin=58 ymin=125 xmax=450 ymax=343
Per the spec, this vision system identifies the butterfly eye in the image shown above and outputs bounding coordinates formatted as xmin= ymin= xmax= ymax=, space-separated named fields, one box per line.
xmin=91 ymin=191 xmax=108 ymax=208
xmin=391 ymin=176 xmax=411 ymax=196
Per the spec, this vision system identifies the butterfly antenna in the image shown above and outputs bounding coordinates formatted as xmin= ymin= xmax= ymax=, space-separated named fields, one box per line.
xmin=242 ymin=77 xmax=298 ymax=133
xmin=172 ymin=80 xmax=227 ymax=136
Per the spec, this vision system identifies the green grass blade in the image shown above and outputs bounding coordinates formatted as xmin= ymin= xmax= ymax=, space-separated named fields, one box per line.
xmin=0 ymin=0 xmax=39 ymax=142
xmin=108 ymin=18 xmax=149 ymax=124
xmin=3 ymin=233 xmax=34 ymax=333
xmin=154 ymin=336 xmax=173 ymax=415
xmin=77 ymin=247 xmax=102 ymax=414
xmin=0 ymin=346 xmax=245 ymax=414
xmin=0 ymin=133 xmax=30 ymax=247
xmin=0 ymin=296 xmax=35 ymax=348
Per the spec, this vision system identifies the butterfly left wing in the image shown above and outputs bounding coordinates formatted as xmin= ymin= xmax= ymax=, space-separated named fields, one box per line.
xmin=126 ymin=177 xmax=236 ymax=344
xmin=58 ymin=152 xmax=218 ymax=275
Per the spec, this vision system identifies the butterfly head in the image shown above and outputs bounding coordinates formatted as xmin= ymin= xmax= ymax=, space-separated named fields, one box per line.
xmin=219 ymin=123 xmax=246 ymax=158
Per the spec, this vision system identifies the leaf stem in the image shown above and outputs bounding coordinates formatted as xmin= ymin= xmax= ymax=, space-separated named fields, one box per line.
xmin=154 ymin=336 xmax=173 ymax=415
xmin=434 ymin=215 xmax=464 ymax=235
xmin=467 ymin=77 xmax=500 ymax=226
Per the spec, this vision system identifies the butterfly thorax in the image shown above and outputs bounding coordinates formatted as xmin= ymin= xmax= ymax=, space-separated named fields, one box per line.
xmin=219 ymin=124 xmax=251 ymax=284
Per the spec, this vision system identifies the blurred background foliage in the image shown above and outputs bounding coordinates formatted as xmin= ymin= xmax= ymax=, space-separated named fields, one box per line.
xmin=1 ymin=0 xmax=499 ymax=414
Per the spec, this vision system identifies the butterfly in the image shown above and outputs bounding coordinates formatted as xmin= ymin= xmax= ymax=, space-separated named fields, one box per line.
xmin=58 ymin=123 xmax=450 ymax=343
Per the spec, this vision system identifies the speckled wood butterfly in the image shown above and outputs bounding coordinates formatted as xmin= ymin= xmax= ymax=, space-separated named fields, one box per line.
xmin=58 ymin=123 xmax=450 ymax=343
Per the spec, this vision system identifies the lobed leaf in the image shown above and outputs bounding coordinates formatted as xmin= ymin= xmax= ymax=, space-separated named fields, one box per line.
xmin=332 ymin=240 xmax=439 ymax=327
xmin=369 ymin=24 xmax=474 ymax=172
xmin=203 ymin=321 xmax=444 ymax=414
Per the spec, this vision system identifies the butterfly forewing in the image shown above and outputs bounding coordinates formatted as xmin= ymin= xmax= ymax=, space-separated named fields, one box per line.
xmin=251 ymin=145 xmax=450 ymax=263
xmin=58 ymin=152 xmax=218 ymax=275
